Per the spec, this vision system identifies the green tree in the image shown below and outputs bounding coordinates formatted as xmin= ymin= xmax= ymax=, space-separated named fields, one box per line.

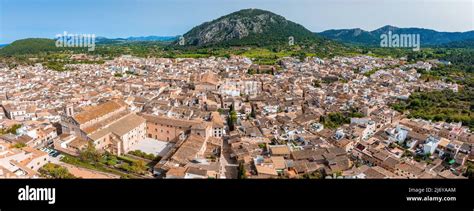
xmin=392 ymin=89 xmax=474 ymax=130
xmin=131 ymin=160 xmax=147 ymax=174
xmin=312 ymin=80 xmax=321 ymax=88
xmin=320 ymin=112 xmax=350 ymax=129
xmin=1 ymin=124 xmax=22 ymax=135
xmin=121 ymin=160 xmax=147 ymax=174
xmin=79 ymin=142 xmax=101 ymax=162
xmin=238 ymin=163 xmax=247 ymax=179
xmin=250 ymin=104 xmax=257 ymax=119
xmin=106 ymin=155 xmax=118 ymax=166
xmin=464 ymin=162 xmax=474 ymax=179
xmin=228 ymin=104 xmax=238 ymax=131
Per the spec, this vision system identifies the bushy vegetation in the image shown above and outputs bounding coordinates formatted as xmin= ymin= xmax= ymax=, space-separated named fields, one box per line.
xmin=227 ymin=104 xmax=238 ymax=131
xmin=441 ymin=39 xmax=474 ymax=49
xmin=389 ymin=47 xmax=474 ymax=130
xmin=301 ymin=170 xmax=324 ymax=179
xmin=12 ymin=143 xmax=26 ymax=149
xmin=392 ymin=89 xmax=473 ymax=129
xmin=44 ymin=61 xmax=66 ymax=71
xmin=39 ymin=163 xmax=76 ymax=179
xmin=125 ymin=71 xmax=138 ymax=76
xmin=114 ymin=154 xmax=150 ymax=174
xmin=78 ymin=142 xmax=102 ymax=162
xmin=417 ymin=62 xmax=474 ymax=88
xmin=464 ymin=162 xmax=474 ymax=179
xmin=247 ymin=67 xmax=274 ymax=75
xmin=128 ymin=150 xmax=161 ymax=161
xmin=102 ymin=153 xmax=118 ymax=166
xmin=60 ymin=143 xmax=144 ymax=178
xmin=237 ymin=163 xmax=247 ymax=179
xmin=321 ymin=76 xmax=339 ymax=84
xmin=0 ymin=124 xmax=22 ymax=135
xmin=320 ymin=112 xmax=350 ymax=129
xmin=118 ymin=159 xmax=148 ymax=174
xmin=320 ymin=110 xmax=364 ymax=129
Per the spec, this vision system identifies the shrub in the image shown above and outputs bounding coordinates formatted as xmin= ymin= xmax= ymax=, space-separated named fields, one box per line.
xmin=128 ymin=150 xmax=157 ymax=160
xmin=39 ymin=163 xmax=76 ymax=179
xmin=13 ymin=143 xmax=26 ymax=148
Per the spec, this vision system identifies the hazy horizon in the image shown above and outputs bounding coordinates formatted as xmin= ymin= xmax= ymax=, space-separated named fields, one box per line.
xmin=1 ymin=0 xmax=473 ymax=44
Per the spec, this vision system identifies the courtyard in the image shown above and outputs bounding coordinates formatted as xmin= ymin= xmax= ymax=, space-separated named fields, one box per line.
xmin=130 ymin=138 xmax=174 ymax=157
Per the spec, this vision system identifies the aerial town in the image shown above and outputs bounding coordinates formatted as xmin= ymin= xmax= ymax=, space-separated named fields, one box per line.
xmin=0 ymin=54 xmax=472 ymax=179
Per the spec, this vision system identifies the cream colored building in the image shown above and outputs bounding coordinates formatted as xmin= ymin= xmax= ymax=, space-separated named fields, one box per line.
xmin=0 ymin=141 xmax=48 ymax=178
xmin=58 ymin=100 xmax=146 ymax=155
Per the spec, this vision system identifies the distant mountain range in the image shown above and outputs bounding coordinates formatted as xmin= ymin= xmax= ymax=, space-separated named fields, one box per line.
xmin=0 ymin=36 xmax=180 ymax=56
xmin=318 ymin=25 xmax=474 ymax=47
xmin=1 ymin=9 xmax=473 ymax=56
xmin=96 ymin=36 xmax=178 ymax=44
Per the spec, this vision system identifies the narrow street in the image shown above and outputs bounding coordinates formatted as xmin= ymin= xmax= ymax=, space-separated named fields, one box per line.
xmin=219 ymin=138 xmax=238 ymax=179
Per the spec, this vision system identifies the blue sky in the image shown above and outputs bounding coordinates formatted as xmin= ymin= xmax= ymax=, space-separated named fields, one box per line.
xmin=0 ymin=0 xmax=473 ymax=43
